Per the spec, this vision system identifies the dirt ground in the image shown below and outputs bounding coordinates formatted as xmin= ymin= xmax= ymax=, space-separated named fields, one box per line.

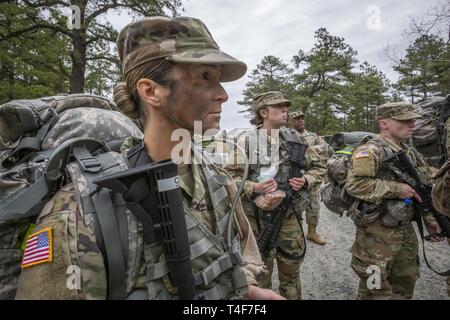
xmin=270 ymin=203 xmax=450 ymax=300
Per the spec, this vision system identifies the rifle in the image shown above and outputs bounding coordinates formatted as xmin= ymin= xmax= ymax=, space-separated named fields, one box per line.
xmin=394 ymin=151 xmax=450 ymax=239
xmin=388 ymin=150 xmax=450 ymax=276
xmin=257 ymin=140 xmax=308 ymax=257
xmin=94 ymin=159 xmax=196 ymax=299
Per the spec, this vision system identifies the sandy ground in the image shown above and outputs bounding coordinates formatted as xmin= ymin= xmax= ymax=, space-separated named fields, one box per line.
xmin=270 ymin=203 xmax=450 ymax=300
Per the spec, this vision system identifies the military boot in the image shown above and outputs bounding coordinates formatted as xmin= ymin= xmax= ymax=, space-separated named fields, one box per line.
xmin=306 ymin=224 xmax=326 ymax=245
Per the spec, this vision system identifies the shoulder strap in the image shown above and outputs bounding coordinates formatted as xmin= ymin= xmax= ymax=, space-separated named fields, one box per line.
xmin=0 ymin=138 xmax=106 ymax=221
xmin=413 ymin=213 xmax=450 ymax=276
xmin=71 ymin=146 xmax=129 ymax=300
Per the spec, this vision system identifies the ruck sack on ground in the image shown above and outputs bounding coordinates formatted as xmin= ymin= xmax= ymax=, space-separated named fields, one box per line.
xmin=321 ymin=131 xmax=375 ymax=216
xmin=412 ymin=95 xmax=450 ymax=167
xmin=0 ymin=93 xmax=143 ymax=300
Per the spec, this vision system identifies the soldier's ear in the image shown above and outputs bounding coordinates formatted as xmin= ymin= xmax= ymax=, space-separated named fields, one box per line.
xmin=259 ymin=108 xmax=268 ymax=119
xmin=136 ymin=78 xmax=166 ymax=109
xmin=378 ymin=118 xmax=389 ymax=131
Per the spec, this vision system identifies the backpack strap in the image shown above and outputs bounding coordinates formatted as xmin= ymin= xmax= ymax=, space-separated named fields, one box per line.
xmin=70 ymin=146 xmax=129 ymax=300
xmin=0 ymin=174 xmax=49 ymax=221
xmin=0 ymin=138 xmax=105 ymax=221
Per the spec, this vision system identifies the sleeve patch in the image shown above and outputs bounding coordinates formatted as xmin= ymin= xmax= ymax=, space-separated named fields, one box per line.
xmin=354 ymin=151 xmax=370 ymax=159
xmin=21 ymin=228 xmax=53 ymax=269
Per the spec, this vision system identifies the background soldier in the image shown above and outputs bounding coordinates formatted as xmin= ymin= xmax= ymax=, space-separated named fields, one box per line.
xmin=431 ymin=117 xmax=450 ymax=298
xmin=290 ymin=110 xmax=333 ymax=245
xmin=345 ymin=102 xmax=444 ymax=299
xmin=14 ymin=16 xmax=283 ymax=300
xmin=226 ymin=91 xmax=326 ymax=299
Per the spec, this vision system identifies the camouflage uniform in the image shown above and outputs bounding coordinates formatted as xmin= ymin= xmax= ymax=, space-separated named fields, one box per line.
xmin=291 ymin=111 xmax=333 ymax=245
xmin=14 ymin=16 xmax=264 ymax=300
xmin=226 ymin=92 xmax=326 ymax=300
xmin=345 ymin=102 xmax=436 ymax=300
xmin=15 ymin=144 xmax=264 ymax=299
xmin=446 ymin=117 xmax=450 ymax=158
xmin=432 ymin=118 xmax=450 ymax=297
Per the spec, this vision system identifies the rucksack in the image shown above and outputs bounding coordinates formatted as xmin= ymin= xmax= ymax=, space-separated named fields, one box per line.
xmin=0 ymin=94 xmax=143 ymax=299
xmin=412 ymin=95 xmax=450 ymax=167
xmin=321 ymin=131 xmax=375 ymax=216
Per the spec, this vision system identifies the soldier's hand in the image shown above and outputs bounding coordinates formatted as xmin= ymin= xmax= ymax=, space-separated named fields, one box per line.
xmin=398 ymin=183 xmax=422 ymax=203
xmin=243 ymin=285 xmax=286 ymax=300
xmin=289 ymin=177 xmax=306 ymax=191
xmin=254 ymin=178 xmax=278 ymax=194
xmin=426 ymin=222 xmax=445 ymax=242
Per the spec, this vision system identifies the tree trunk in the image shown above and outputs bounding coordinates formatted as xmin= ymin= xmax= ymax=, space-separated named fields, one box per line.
xmin=69 ymin=29 xmax=87 ymax=93
xmin=69 ymin=0 xmax=88 ymax=93
xmin=8 ymin=63 xmax=14 ymax=101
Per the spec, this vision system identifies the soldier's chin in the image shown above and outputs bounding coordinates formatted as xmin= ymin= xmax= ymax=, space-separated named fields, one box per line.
xmin=203 ymin=118 xmax=221 ymax=132
xmin=402 ymin=132 xmax=413 ymax=140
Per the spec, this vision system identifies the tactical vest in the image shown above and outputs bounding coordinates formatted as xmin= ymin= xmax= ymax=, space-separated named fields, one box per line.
xmin=366 ymin=137 xmax=427 ymax=228
xmin=123 ymin=144 xmax=249 ymax=300
xmin=63 ymin=141 xmax=249 ymax=300
xmin=240 ymin=127 xmax=308 ymax=217
xmin=243 ymin=127 xmax=305 ymax=189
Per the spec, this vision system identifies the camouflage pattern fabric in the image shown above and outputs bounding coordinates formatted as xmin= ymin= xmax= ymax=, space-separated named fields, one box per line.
xmin=42 ymin=108 xmax=143 ymax=149
xmin=251 ymin=91 xmax=292 ymax=113
xmin=225 ymin=127 xmax=326 ymax=300
xmin=351 ymin=219 xmax=419 ymax=299
xmin=15 ymin=142 xmax=264 ymax=299
xmin=376 ymin=102 xmax=421 ymax=121
xmin=0 ymin=97 xmax=143 ymax=301
xmin=0 ymin=219 xmax=31 ymax=299
xmin=247 ymin=213 xmax=305 ymax=299
xmin=299 ymin=130 xmax=333 ymax=226
xmin=345 ymin=134 xmax=435 ymax=299
xmin=116 ymin=16 xmax=246 ymax=82
xmin=300 ymin=130 xmax=334 ymax=161
xmin=431 ymin=128 xmax=450 ymax=297
xmin=446 ymin=117 xmax=450 ymax=158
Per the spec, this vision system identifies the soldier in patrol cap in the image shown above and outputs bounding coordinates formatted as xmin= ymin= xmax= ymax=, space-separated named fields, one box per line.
xmin=345 ymin=101 xmax=445 ymax=299
xmin=290 ymin=110 xmax=333 ymax=245
xmin=226 ymin=91 xmax=326 ymax=299
xmin=15 ymin=16 xmax=284 ymax=300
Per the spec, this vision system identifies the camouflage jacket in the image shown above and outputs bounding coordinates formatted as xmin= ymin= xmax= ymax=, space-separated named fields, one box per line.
xmin=225 ymin=126 xmax=326 ymax=215
xmin=299 ymin=129 xmax=334 ymax=160
xmin=432 ymin=160 xmax=450 ymax=216
xmin=15 ymin=141 xmax=264 ymax=300
xmin=446 ymin=117 xmax=450 ymax=157
xmin=345 ymin=134 xmax=435 ymax=225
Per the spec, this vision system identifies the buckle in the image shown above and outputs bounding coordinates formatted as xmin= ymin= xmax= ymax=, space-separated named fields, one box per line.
xmin=78 ymin=156 xmax=102 ymax=173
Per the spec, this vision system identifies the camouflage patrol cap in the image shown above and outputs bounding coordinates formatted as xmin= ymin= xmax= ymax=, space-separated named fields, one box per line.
xmin=117 ymin=16 xmax=247 ymax=82
xmin=252 ymin=91 xmax=292 ymax=112
xmin=289 ymin=110 xmax=304 ymax=119
xmin=376 ymin=102 xmax=421 ymax=121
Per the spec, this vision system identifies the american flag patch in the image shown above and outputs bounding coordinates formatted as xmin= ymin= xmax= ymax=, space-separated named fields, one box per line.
xmin=21 ymin=228 xmax=53 ymax=269
xmin=355 ymin=151 xmax=370 ymax=159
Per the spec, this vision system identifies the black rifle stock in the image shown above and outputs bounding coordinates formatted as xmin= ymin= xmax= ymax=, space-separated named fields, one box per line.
xmin=94 ymin=159 xmax=196 ymax=299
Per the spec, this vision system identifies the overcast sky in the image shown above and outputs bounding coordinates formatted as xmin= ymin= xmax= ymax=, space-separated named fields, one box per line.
xmin=108 ymin=0 xmax=440 ymax=130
